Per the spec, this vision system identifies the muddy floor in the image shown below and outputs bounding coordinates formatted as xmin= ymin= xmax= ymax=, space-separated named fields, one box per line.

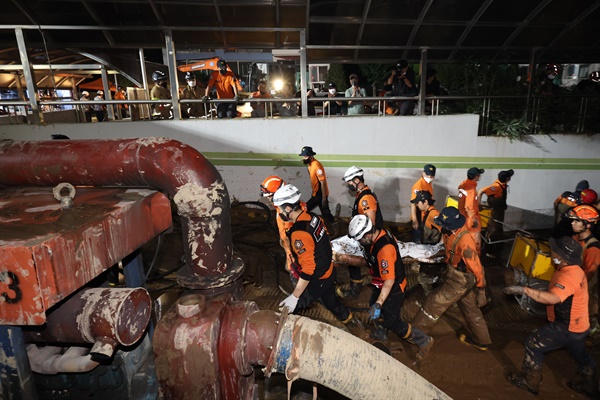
xmin=143 ymin=202 xmax=600 ymax=400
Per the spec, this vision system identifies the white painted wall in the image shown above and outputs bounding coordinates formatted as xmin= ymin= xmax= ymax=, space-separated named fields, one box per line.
xmin=1 ymin=115 xmax=598 ymax=230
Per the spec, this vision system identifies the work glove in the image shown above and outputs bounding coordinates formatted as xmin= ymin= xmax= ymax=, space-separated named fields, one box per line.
xmin=503 ymin=286 xmax=525 ymax=296
xmin=368 ymin=303 xmax=382 ymax=321
xmin=279 ymin=294 xmax=299 ymax=312
xmin=475 ymin=287 xmax=488 ymax=308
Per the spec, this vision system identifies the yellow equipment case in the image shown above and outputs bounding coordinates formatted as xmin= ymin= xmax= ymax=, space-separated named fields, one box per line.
xmin=445 ymin=195 xmax=491 ymax=229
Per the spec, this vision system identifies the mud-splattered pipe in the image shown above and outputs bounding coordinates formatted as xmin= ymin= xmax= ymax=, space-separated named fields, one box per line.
xmin=264 ymin=315 xmax=452 ymax=400
xmin=26 ymin=345 xmax=99 ymax=374
xmin=0 ymin=138 xmax=242 ymax=289
xmin=24 ymin=287 xmax=151 ymax=361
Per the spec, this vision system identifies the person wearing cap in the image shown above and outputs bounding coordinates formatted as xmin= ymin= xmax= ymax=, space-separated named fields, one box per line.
xmin=336 ymin=166 xmax=385 ymax=299
xmin=458 ymin=167 xmax=485 ymax=254
xmin=205 ymin=59 xmax=239 ymax=119
xmin=92 ymin=90 xmax=107 ymax=122
xmin=411 ymin=190 xmax=442 ymax=245
xmin=274 ymin=185 xmax=362 ymax=333
xmin=553 ymin=180 xmax=590 ymax=238
xmin=344 ymin=73 xmax=366 ymax=115
xmin=259 ymin=175 xmax=307 ymax=282
xmin=323 ymin=82 xmax=343 ymax=115
xmin=346 ymin=214 xmax=434 ymax=362
xmin=410 ymin=164 xmax=436 ymax=243
xmin=478 ymin=169 xmax=515 ymax=257
xmin=504 ymin=237 xmax=598 ymax=397
xmin=181 ymin=72 xmax=206 ymax=119
xmin=298 ymin=146 xmax=334 ymax=223
xmin=249 ymin=79 xmax=272 ymax=118
xmin=386 ymin=59 xmax=417 ymax=116
xmin=80 ymin=90 xmax=92 ymax=122
xmin=411 ymin=206 xmax=491 ymax=351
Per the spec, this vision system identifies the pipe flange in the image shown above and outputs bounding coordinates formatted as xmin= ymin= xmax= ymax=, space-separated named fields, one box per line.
xmin=263 ymin=308 xmax=290 ymax=378
xmin=53 ymin=182 xmax=76 ymax=209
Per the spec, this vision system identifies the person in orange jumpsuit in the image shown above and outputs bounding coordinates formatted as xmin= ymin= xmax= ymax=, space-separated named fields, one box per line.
xmin=411 ymin=190 xmax=442 ymax=245
xmin=337 ymin=166 xmax=385 ymax=299
xmin=553 ymin=179 xmax=589 ymax=238
xmin=347 ymin=214 xmax=434 ymax=362
xmin=478 ymin=169 xmax=514 ymax=257
xmin=458 ymin=167 xmax=484 ymax=254
xmin=567 ymin=205 xmax=600 ymax=345
xmin=504 ymin=237 xmax=598 ymax=398
xmin=274 ymin=185 xmax=361 ymax=332
xmin=410 ymin=164 xmax=436 ymax=243
xmin=298 ymin=146 xmax=334 ymax=222
xmin=249 ymin=79 xmax=272 ymax=118
xmin=205 ymin=59 xmax=239 ymax=119
xmin=411 ymin=206 xmax=491 ymax=351
xmin=259 ymin=175 xmax=307 ymax=283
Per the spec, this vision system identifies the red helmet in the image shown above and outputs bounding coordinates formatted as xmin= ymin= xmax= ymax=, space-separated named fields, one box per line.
xmin=260 ymin=175 xmax=284 ymax=197
xmin=590 ymin=71 xmax=600 ymax=83
xmin=567 ymin=205 xmax=599 ymax=223
xmin=580 ymin=189 xmax=598 ymax=205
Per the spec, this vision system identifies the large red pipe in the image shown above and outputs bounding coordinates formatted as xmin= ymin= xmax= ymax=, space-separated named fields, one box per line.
xmin=0 ymin=138 xmax=241 ymax=289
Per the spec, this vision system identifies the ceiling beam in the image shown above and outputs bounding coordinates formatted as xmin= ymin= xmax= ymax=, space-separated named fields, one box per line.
xmin=353 ymin=0 xmax=372 ymax=61
xmin=448 ymin=0 xmax=494 ymax=60
xmin=402 ymin=0 xmax=435 ymax=59
xmin=82 ymin=0 xmax=116 ymax=46
xmin=212 ymin=0 xmax=228 ymax=49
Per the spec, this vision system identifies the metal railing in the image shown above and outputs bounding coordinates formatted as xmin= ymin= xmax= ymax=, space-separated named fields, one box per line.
xmin=2 ymin=93 xmax=598 ymax=135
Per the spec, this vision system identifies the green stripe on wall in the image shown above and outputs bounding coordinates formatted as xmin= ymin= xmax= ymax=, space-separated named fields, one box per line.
xmin=203 ymin=152 xmax=600 ymax=170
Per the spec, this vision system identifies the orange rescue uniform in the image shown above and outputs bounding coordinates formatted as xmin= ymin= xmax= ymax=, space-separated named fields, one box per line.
xmin=306 ymin=158 xmax=329 ymax=198
xmin=457 ymin=179 xmax=481 ymax=252
xmin=207 ymin=71 xmax=238 ymax=99
xmin=547 ymin=264 xmax=589 ymax=333
xmin=289 ymin=211 xmax=333 ymax=280
xmin=410 ymin=177 xmax=434 ymax=202
xmin=444 ymin=225 xmax=486 ymax=288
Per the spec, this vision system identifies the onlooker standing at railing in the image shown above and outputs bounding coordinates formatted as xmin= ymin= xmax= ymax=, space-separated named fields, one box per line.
xmin=92 ymin=90 xmax=106 ymax=122
xmin=323 ymin=82 xmax=344 ymax=115
xmin=387 ymin=60 xmax=418 ymax=115
xmin=345 ymin=73 xmax=366 ymax=115
xmin=249 ymin=79 xmax=271 ymax=118
xmin=81 ymin=91 xmax=92 ymax=122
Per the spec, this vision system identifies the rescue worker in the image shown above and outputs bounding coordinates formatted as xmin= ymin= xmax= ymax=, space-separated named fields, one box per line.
xmin=580 ymin=188 xmax=598 ymax=207
xmin=553 ymin=180 xmax=589 ymax=238
xmin=298 ymin=146 xmax=334 ymax=223
xmin=259 ymin=175 xmax=307 ymax=283
xmin=504 ymin=237 xmax=598 ymax=398
xmin=411 ymin=190 xmax=442 ymax=245
xmin=150 ymin=70 xmax=171 ymax=119
xmin=411 ymin=207 xmax=491 ymax=351
xmin=337 ymin=166 xmax=385 ymax=299
xmin=567 ymin=205 xmax=600 ymax=345
xmin=113 ymin=85 xmax=128 ymax=118
xmin=478 ymin=169 xmax=514 ymax=257
xmin=347 ymin=214 xmax=434 ymax=362
xmin=458 ymin=167 xmax=484 ymax=254
xmin=80 ymin=90 xmax=92 ymax=122
xmin=274 ymin=185 xmax=361 ymax=332
xmin=410 ymin=164 xmax=436 ymax=243
xmin=181 ymin=72 xmax=206 ymax=118
xmin=204 ymin=59 xmax=239 ymax=119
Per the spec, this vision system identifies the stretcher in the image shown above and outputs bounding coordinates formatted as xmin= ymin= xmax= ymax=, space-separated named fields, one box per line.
xmin=331 ymin=235 xmax=445 ymax=264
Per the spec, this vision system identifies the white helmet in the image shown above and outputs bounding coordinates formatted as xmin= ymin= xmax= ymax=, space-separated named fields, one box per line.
xmin=343 ymin=166 xmax=364 ymax=182
xmin=348 ymin=214 xmax=372 ymax=241
xmin=82 ymin=91 xmax=89 ymax=97
xmin=273 ymin=184 xmax=301 ymax=207
xmin=97 ymin=90 xmax=104 ymax=96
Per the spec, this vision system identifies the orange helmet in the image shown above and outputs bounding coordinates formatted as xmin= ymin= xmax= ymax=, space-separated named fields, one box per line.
xmin=260 ymin=175 xmax=284 ymax=197
xmin=567 ymin=205 xmax=599 ymax=223
xmin=580 ymin=189 xmax=598 ymax=205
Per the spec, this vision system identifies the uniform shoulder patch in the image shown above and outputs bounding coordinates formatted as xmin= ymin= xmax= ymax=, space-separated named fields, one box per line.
xmin=554 ymin=283 xmax=565 ymax=290
xmin=490 ymin=186 xmax=496 ymax=191
xmin=316 ymin=169 xmax=324 ymax=176
xmin=361 ymin=199 xmax=370 ymax=209
xmin=294 ymin=239 xmax=306 ymax=254
xmin=310 ymin=216 xmax=319 ymax=228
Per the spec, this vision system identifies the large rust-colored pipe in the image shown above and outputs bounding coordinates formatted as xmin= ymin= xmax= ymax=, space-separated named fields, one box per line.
xmin=0 ymin=138 xmax=241 ymax=289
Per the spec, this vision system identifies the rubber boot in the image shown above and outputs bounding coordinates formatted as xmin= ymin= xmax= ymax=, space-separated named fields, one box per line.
xmin=336 ymin=279 xmax=362 ymax=299
xmin=567 ymin=365 xmax=600 ymax=398
xmin=507 ymin=365 xmax=542 ymax=395
xmin=404 ymin=324 xmax=434 ymax=363
xmin=369 ymin=320 xmax=389 ymax=341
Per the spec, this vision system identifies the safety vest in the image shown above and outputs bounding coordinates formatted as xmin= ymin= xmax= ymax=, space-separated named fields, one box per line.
xmin=362 ymin=229 xmax=405 ymax=293
xmin=352 ymin=187 xmax=385 ymax=230
xmin=287 ymin=211 xmax=332 ymax=280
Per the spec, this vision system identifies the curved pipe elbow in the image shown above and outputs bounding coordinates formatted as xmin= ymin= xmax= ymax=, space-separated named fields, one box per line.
xmin=27 ymin=345 xmax=99 ymax=374
xmin=0 ymin=138 xmax=239 ymax=289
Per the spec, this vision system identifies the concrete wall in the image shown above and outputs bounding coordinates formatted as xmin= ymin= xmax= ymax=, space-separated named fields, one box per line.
xmin=1 ymin=115 xmax=599 ymax=230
